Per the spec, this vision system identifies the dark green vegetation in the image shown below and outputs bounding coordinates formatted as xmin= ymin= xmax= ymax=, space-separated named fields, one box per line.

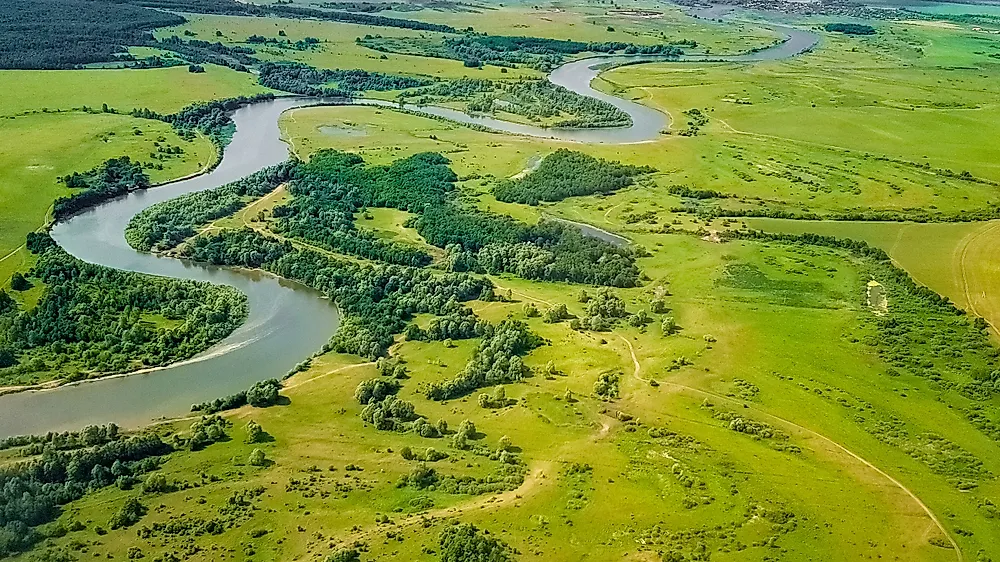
xmin=0 ymin=0 xmax=183 ymax=69
xmin=129 ymin=149 xmax=642 ymax=286
xmin=0 ymin=419 xmax=234 ymax=558
xmin=494 ymin=149 xmax=653 ymax=205
xmin=0 ymin=237 xmax=246 ymax=385
xmin=399 ymin=78 xmax=631 ymax=128
xmin=125 ymin=162 xmax=296 ymax=251
xmin=360 ymin=33 xmax=686 ymax=71
xmin=55 ymin=157 xmax=150 ymax=219
xmin=181 ymin=228 xmax=489 ymax=359
xmin=824 ymin=23 xmax=876 ymax=35
xmin=438 ymin=522 xmax=515 ymax=562
xmin=257 ymin=62 xmax=430 ymax=97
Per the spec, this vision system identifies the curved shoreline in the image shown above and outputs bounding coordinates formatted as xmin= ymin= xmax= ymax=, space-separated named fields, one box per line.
xmin=0 ymin=25 xmax=820 ymax=437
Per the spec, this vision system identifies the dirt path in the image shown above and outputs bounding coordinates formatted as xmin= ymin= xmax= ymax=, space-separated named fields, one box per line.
xmin=955 ymin=221 xmax=1000 ymax=337
xmin=615 ymin=336 xmax=963 ymax=561
xmin=338 ymin=460 xmax=554 ymax=545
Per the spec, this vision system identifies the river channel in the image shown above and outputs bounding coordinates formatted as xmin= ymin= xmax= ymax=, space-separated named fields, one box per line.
xmin=0 ymin=24 xmax=819 ymax=437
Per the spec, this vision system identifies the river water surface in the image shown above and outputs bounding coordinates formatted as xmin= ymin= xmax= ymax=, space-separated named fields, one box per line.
xmin=0 ymin=25 xmax=819 ymax=437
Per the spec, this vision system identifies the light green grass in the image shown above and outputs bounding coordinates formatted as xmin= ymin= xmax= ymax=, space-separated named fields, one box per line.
xmin=0 ymin=112 xmax=216 ymax=286
xmin=0 ymin=65 xmax=268 ymax=116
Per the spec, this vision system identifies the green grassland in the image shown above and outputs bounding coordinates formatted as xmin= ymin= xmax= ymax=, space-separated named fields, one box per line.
xmin=742 ymin=218 xmax=1000 ymax=336
xmin=0 ymin=65 xmax=268 ymax=116
xmin=21 ymin=222 xmax=1000 ymax=561
xmin=589 ymin=20 xmax=1000 ymax=218
xmin=0 ymin=112 xmax=215 ymax=288
xmin=7 ymin=4 xmax=1000 ymax=562
xmin=156 ymin=14 xmax=541 ymax=80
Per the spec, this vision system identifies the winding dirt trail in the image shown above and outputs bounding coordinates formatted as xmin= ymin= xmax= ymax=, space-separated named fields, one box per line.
xmin=616 ymin=336 xmax=963 ymax=561
xmin=337 ymin=461 xmax=554 ymax=546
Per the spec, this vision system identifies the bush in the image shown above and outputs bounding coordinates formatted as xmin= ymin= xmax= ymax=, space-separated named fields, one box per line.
xmin=248 ymin=448 xmax=267 ymax=466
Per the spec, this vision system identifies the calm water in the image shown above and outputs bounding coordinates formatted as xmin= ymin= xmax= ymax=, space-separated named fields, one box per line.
xmin=0 ymin=25 xmax=819 ymax=437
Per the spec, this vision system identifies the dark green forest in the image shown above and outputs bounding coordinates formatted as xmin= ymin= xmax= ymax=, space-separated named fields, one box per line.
xmin=493 ymin=149 xmax=653 ymax=205
xmin=0 ymin=0 xmax=183 ymax=69
xmin=0 ymin=236 xmax=247 ymax=386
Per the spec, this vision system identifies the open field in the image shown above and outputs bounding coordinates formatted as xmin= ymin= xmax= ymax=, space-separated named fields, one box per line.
xmin=0 ymin=111 xmax=215 ymax=287
xmin=744 ymin=218 xmax=1000 ymax=334
xmin=0 ymin=65 xmax=268 ymax=116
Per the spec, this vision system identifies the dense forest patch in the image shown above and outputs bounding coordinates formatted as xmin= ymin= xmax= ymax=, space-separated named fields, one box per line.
xmin=258 ymin=62 xmax=431 ymax=97
xmin=493 ymin=149 xmax=653 ymax=205
xmin=0 ymin=0 xmax=183 ymax=69
xmin=0 ymin=236 xmax=247 ymax=385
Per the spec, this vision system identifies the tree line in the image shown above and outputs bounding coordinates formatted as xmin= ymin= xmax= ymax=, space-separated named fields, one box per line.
xmin=493 ymin=148 xmax=653 ymax=205
xmin=258 ymin=62 xmax=430 ymax=97
xmin=110 ymin=0 xmax=457 ymax=33
xmin=55 ymin=157 xmax=150 ymax=219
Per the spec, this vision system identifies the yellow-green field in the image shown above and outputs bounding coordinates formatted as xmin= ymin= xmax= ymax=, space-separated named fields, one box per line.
xmin=0 ymin=65 xmax=268 ymax=116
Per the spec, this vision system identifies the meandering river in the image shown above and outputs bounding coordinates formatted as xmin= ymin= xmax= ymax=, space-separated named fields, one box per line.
xmin=0 ymin=25 xmax=819 ymax=437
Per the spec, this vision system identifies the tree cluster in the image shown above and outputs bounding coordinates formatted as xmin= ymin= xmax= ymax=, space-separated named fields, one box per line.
xmin=55 ymin=157 xmax=150 ymax=219
xmin=494 ymin=149 xmax=653 ymax=205
xmin=824 ymin=23 xmax=876 ymax=35
xmin=438 ymin=523 xmax=515 ymax=562
xmin=425 ymin=319 xmax=541 ymax=400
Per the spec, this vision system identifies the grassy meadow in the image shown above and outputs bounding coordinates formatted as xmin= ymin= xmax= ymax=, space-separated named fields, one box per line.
xmin=5 ymin=3 xmax=1000 ymax=562
xmin=0 ymin=112 xmax=215 ymax=288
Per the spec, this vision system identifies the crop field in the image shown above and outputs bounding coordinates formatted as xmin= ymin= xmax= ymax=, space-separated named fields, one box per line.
xmin=3 ymin=1 xmax=1000 ymax=561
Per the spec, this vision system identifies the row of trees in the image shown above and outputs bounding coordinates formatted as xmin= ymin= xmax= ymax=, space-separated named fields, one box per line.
xmin=111 ymin=0 xmax=457 ymax=32
xmin=258 ymin=62 xmax=430 ymax=97
xmin=0 ymin=238 xmax=247 ymax=383
xmin=179 ymin=228 xmax=491 ymax=359
xmin=125 ymin=161 xmax=297 ymax=251
xmin=494 ymin=149 xmax=653 ymax=205
xmin=0 ymin=0 xmax=184 ymax=69
xmin=55 ymin=157 xmax=150 ymax=219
